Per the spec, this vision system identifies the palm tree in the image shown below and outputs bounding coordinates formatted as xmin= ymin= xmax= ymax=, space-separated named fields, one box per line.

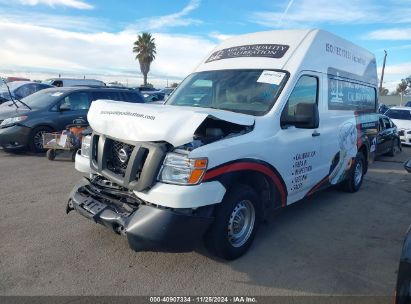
xmin=133 ymin=32 xmax=156 ymax=86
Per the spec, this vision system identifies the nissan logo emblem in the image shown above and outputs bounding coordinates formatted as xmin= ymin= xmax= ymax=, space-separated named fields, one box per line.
xmin=118 ymin=148 xmax=129 ymax=163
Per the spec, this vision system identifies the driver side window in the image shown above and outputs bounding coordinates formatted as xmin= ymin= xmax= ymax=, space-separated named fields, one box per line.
xmin=281 ymin=75 xmax=318 ymax=129
xmin=60 ymin=92 xmax=90 ymax=111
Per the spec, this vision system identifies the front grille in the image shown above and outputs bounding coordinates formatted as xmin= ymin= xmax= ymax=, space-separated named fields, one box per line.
xmin=110 ymin=140 xmax=134 ymax=174
xmin=89 ymin=133 xmax=167 ymax=191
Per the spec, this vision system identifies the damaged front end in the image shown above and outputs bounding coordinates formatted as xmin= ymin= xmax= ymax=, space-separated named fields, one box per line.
xmin=176 ymin=116 xmax=253 ymax=151
xmin=67 ymin=175 xmax=214 ymax=252
xmin=68 ymin=101 xmax=255 ymax=251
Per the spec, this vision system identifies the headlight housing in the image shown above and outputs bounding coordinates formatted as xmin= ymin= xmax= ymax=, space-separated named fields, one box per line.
xmin=407 ymin=130 xmax=411 ymax=135
xmin=0 ymin=116 xmax=28 ymax=128
xmin=158 ymin=152 xmax=208 ymax=185
xmin=80 ymin=135 xmax=91 ymax=158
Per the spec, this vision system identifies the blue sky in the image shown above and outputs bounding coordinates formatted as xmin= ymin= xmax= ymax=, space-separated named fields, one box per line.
xmin=0 ymin=0 xmax=410 ymax=91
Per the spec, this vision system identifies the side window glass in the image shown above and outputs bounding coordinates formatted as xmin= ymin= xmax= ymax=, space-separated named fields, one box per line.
xmin=281 ymin=75 xmax=318 ymax=129
xmin=60 ymin=92 xmax=90 ymax=111
xmin=92 ymin=91 xmax=108 ymax=102
xmin=126 ymin=92 xmax=144 ymax=103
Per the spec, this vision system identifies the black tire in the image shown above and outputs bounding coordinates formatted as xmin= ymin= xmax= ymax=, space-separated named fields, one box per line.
xmin=46 ymin=149 xmax=56 ymax=160
xmin=205 ymin=184 xmax=261 ymax=260
xmin=388 ymin=139 xmax=401 ymax=157
xmin=29 ymin=126 xmax=52 ymax=153
xmin=340 ymin=152 xmax=365 ymax=193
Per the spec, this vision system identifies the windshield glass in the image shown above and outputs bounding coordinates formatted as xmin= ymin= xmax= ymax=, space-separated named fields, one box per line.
xmin=0 ymin=82 xmax=25 ymax=91
xmin=385 ymin=109 xmax=411 ymax=120
xmin=166 ymin=69 xmax=288 ymax=115
xmin=20 ymin=89 xmax=63 ymax=108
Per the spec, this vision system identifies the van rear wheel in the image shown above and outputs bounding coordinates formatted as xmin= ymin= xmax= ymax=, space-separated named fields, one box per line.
xmin=340 ymin=152 xmax=365 ymax=193
xmin=205 ymin=185 xmax=261 ymax=260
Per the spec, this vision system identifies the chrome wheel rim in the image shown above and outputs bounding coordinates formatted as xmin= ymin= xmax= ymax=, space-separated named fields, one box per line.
xmin=354 ymin=160 xmax=363 ymax=186
xmin=227 ymin=200 xmax=255 ymax=248
xmin=33 ymin=131 xmax=46 ymax=150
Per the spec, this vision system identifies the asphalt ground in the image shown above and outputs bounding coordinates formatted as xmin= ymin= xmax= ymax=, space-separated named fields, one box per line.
xmin=0 ymin=147 xmax=410 ymax=296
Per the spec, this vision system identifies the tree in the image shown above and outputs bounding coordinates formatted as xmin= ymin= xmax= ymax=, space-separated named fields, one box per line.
xmin=133 ymin=33 xmax=156 ymax=86
xmin=405 ymin=75 xmax=411 ymax=89
xmin=396 ymin=79 xmax=409 ymax=95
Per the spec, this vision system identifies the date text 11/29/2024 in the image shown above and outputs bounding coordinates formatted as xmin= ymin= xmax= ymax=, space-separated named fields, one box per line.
xmin=149 ymin=296 xmax=257 ymax=303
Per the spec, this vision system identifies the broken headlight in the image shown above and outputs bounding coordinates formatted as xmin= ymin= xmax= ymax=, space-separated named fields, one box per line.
xmin=80 ymin=135 xmax=91 ymax=158
xmin=158 ymin=152 xmax=208 ymax=185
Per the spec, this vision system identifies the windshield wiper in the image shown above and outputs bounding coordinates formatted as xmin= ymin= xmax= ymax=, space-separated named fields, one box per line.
xmin=15 ymin=98 xmax=32 ymax=110
xmin=0 ymin=78 xmax=32 ymax=110
xmin=1 ymin=78 xmax=19 ymax=109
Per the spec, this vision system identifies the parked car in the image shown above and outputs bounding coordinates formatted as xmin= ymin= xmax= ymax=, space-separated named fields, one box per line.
xmin=142 ymin=91 xmax=165 ymax=103
xmin=0 ymin=87 xmax=144 ymax=152
xmin=160 ymin=87 xmax=175 ymax=100
xmin=133 ymin=86 xmax=158 ymax=92
xmin=70 ymin=29 xmax=382 ymax=260
xmin=0 ymin=81 xmax=52 ymax=104
xmin=394 ymin=159 xmax=411 ymax=304
xmin=43 ymin=78 xmax=105 ymax=87
xmin=375 ymin=114 xmax=402 ymax=156
xmin=405 ymin=101 xmax=411 ymax=107
xmin=385 ymin=107 xmax=411 ymax=146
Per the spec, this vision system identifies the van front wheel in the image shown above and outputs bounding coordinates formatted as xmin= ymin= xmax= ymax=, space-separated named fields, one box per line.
xmin=205 ymin=185 xmax=261 ymax=260
xmin=340 ymin=152 xmax=365 ymax=193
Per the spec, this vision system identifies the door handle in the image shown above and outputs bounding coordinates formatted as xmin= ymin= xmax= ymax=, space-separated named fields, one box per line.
xmin=312 ymin=131 xmax=321 ymax=137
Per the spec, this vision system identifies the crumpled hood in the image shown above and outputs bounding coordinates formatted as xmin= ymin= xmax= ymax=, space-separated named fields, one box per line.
xmin=88 ymin=100 xmax=255 ymax=147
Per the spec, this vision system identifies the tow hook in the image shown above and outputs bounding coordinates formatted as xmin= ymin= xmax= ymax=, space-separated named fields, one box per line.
xmin=115 ymin=225 xmax=126 ymax=235
xmin=66 ymin=199 xmax=74 ymax=214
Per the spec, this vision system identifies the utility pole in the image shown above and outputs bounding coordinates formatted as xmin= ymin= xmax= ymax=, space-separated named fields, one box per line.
xmin=379 ymin=50 xmax=387 ymax=95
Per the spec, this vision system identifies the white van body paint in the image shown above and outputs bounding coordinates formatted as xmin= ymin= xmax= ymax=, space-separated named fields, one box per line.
xmin=77 ymin=29 xmax=378 ymax=209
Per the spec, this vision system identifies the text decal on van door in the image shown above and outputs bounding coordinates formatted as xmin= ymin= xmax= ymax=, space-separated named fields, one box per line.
xmin=205 ymin=44 xmax=289 ymax=63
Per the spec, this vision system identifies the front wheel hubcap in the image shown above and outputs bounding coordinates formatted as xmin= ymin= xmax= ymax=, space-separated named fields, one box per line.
xmin=227 ymin=200 xmax=255 ymax=248
xmin=33 ymin=131 xmax=46 ymax=149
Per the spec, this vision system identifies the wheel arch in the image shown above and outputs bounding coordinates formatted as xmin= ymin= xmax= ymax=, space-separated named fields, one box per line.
xmin=203 ymin=159 xmax=287 ymax=218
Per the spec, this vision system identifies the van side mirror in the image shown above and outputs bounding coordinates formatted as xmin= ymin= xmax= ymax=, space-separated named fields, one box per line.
xmin=281 ymin=103 xmax=319 ymax=129
xmin=405 ymin=159 xmax=411 ymax=173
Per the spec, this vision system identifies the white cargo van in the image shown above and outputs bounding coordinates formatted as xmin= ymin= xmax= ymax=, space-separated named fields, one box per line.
xmin=43 ymin=78 xmax=105 ymax=87
xmin=68 ymin=29 xmax=379 ymax=259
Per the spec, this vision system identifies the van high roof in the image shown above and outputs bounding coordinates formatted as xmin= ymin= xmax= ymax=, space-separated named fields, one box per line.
xmin=196 ymin=29 xmax=377 ymax=86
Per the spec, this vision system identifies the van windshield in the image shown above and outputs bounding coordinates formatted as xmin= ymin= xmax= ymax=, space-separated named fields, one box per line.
xmin=166 ymin=69 xmax=288 ymax=116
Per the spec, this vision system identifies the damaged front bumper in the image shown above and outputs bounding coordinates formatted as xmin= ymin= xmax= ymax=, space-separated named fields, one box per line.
xmin=67 ymin=178 xmax=214 ymax=252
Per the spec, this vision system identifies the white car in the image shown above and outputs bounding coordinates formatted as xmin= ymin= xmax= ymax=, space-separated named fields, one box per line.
xmin=385 ymin=107 xmax=411 ymax=146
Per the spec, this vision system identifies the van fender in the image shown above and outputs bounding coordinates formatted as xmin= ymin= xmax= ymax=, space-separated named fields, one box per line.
xmin=203 ymin=159 xmax=288 ymax=210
